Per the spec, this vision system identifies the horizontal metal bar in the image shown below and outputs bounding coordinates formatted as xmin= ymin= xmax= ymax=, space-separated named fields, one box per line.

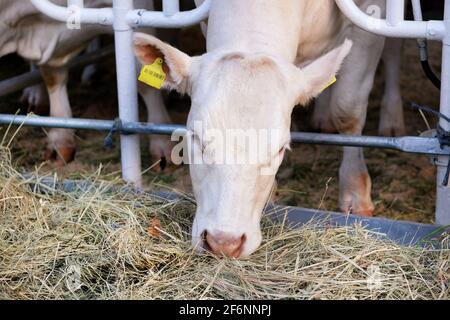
xmin=30 ymin=0 xmax=114 ymax=25
xmin=128 ymin=0 xmax=211 ymax=28
xmin=290 ymin=132 xmax=448 ymax=156
xmin=0 ymin=114 xmax=185 ymax=135
xmin=0 ymin=46 xmax=115 ymax=97
xmin=30 ymin=0 xmax=210 ymax=29
xmin=0 ymin=114 xmax=449 ymax=156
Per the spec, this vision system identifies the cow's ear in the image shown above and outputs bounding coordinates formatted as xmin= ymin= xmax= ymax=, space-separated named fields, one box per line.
xmin=294 ymin=39 xmax=353 ymax=105
xmin=133 ymin=32 xmax=193 ymax=93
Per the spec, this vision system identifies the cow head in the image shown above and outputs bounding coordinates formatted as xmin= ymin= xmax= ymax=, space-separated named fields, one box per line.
xmin=134 ymin=33 xmax=352 ymax=258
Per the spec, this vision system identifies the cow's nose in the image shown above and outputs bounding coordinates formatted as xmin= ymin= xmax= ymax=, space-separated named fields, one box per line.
xmin=204 ymin=231 xmax=246 ymax=258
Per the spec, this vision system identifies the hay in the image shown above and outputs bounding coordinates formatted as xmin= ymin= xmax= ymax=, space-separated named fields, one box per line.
xmin=0 ymin=146 xmax=449 ymax=300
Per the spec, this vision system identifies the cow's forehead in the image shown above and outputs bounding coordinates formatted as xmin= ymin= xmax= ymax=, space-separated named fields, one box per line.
xmin=190 ymin=53 xmax=292 ymax=126
xmin=189 ymin=99 xmax=289 ymax=135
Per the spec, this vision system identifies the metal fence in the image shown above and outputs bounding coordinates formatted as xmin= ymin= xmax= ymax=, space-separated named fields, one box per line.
xmin=0 ymin=0 xmax=449 ymax=225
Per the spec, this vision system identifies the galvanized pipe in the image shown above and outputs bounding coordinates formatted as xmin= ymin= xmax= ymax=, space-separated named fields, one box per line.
xmin=0 ymin=46 xmax=114 ymax=97
xmin=0 ymin=115 xmax=185 ymax=135
xmin=1 ymin=114 xmax=449 ymax=157
xmin=290 ymin=132 xmax=449 ymax=156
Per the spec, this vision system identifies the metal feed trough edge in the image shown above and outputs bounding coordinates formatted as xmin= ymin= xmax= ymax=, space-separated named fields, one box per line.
xmin=24 ymin=175 xmax=449 ymax=248
xmin=0 ymin=0 xmax=449 ymax=228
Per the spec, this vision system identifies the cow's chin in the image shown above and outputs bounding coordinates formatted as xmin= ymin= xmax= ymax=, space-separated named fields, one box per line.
xmin=191 ymin=212 xmax=263 ymax=259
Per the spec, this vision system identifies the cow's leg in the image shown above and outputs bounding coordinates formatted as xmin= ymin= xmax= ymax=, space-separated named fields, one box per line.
xmin=330 ymin=31 xmax=385 ymax=217
xmin=138 ymin=82 xmax=174 ymax=170
xmin=311 ymin=88 xmax=336 ymax=132
xmin=40 ymin=65 xmax=76 ymax=166
xmin=21 ymin=64 xmax=49 ymax=115
xmin=379 ymin=38 xmax=405 ymax=137
xmin=81 ymin=38 xmax=101 ymax=86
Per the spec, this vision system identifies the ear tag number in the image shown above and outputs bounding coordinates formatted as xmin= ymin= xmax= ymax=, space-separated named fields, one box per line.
xmin=321 ymin=76 xmax=337 ymax=92
xmin=138 ymin=57 xmax=166 ymax=89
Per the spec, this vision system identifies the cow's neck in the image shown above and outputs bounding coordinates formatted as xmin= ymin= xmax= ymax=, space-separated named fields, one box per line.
xmin=205 ymin=0 xmax=342 ymax=65
xmin=296 ymin=1 xmax=346 ymax=67
xmin=206 ymin=0 xmax=304 ymax=62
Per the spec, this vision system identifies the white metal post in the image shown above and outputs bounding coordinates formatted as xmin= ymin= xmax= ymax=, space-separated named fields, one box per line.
xmin=411 ymin=0 xmax=424 ymax=22
xmin=386 ymin=0 xmax=404 ymax=26
xmin=435 ymin=0 xmax=450 ymax=225
xmin=113 ymin=0 xmax=142 ymax=187
xmin=163 ymin=0 xmax=180 ymax=16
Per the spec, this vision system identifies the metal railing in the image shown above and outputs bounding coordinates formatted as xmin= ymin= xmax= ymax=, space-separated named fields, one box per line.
xmin=335 ymin=0 xmax=450 ymax=225
xmin=0 ymin=114 xmax=449 ymax=156
xmin=26 ymin=0 xmax=212 ymax=187
xmin=0 ymin=0 xmax=449 ymax=224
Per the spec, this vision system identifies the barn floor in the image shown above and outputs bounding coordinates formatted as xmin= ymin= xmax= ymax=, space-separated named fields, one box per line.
xmin=0 ymin=27 xmax=443 ymax=225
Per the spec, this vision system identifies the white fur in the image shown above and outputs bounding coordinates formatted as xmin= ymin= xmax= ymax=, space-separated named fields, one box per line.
xmin=379 ymin=38 xmax=405 ymax=137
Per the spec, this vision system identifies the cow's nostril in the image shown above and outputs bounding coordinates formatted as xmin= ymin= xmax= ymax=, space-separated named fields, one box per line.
xmin=204 ymin=231 xmax=246 ymax=258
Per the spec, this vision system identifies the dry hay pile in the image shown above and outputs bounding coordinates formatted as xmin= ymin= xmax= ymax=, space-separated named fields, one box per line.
xmin=0 ymin=146 xmax=449 ymax=300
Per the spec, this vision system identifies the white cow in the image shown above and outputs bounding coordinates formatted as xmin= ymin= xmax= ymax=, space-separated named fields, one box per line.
xmin=134 ymin=0 xmax=394 ymax=258
xmin=0 ymin=0 xmax=171 ymax=166
xmin=21 ymin=38 xmax=101 ymax=115
xmin=312 ymin=37 xmax=405 ymax=137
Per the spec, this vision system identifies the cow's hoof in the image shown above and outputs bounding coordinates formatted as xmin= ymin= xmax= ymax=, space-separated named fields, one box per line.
xmin=45 ymin=147 xmax=76 ymax=167
xmin=159 ymin=157 xmax=168 ymax=171
xmin=340 ymin=203 xmax=375 ymax=217
xmin=151 ymin=157 xmax=176 ymax=173
xmin=149 ymin=137 xmax=174 ymax=172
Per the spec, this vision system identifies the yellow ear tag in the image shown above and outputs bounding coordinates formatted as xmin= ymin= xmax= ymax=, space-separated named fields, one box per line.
xmin=138 ymin=57 xmax=166 ymax=90
xmin=322 ymin=76 xmax=337 ymax=92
